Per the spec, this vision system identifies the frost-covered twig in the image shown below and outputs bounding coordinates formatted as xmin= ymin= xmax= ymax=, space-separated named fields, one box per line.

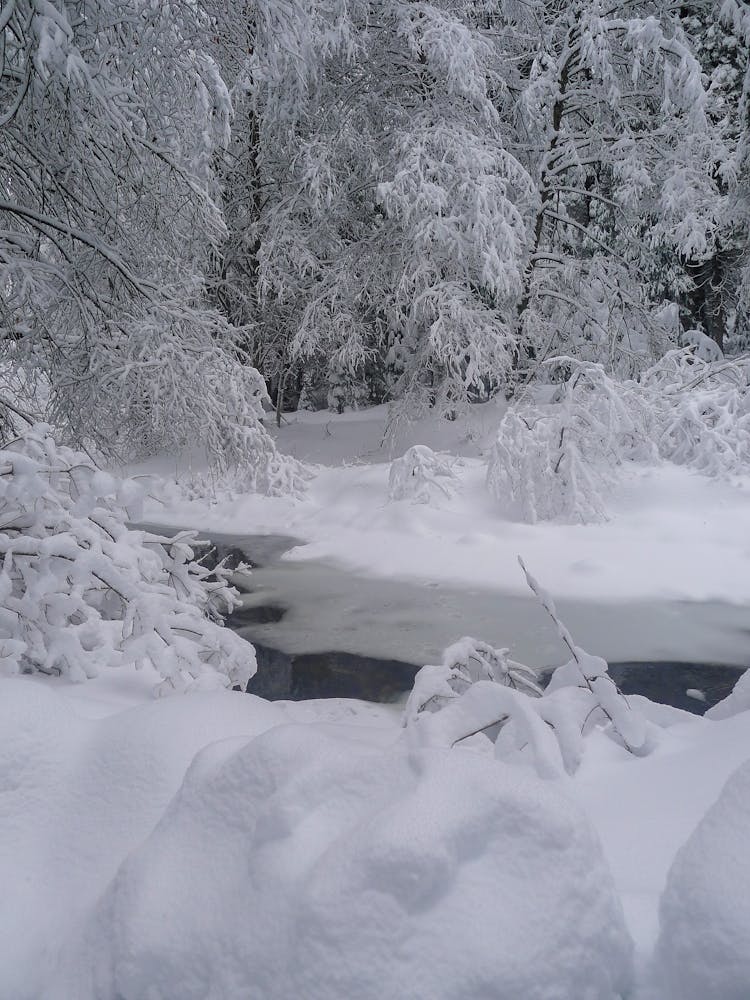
xmin=519 ymin=556 xmax=653 ymax=755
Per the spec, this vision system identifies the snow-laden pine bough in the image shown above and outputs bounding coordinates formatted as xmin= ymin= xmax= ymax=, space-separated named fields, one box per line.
xmin=403 ymin=557 xmax=658 ymax=777
xmin=0 ymin=425 xmax=257 ymax=694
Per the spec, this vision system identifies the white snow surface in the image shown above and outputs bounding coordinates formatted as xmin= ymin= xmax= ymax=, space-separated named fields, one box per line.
xmin=2 ymin=666 xmax=750 ymax=997
xmin=655 ymin=757 xmax=750 ymax=1000
xmin=0 ymin=679 xmax=287 ymax=1000
xmin=51 ymin=724 xmax=632 ymax=1000
xmin=2 ymin=403 xmax=750 ymax=998
xmin=0 ymin=676 xmax=636 ymax=1000
xmin=147 ymin=403 xmax=750 ymax=608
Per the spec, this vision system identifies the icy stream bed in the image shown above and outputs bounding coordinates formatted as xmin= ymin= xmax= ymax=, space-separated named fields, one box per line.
xmin=171 ymin=527 xmax=750 ymax=707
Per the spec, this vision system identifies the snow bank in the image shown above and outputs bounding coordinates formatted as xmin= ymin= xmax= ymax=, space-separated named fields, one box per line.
xmin=0 ymin=679 xmax=285 ymax=1000
xmin=706 ymin=668 xmax=750 ymax=720
xmin=56 ymin=725 xmax=633 ymax=1000
xmin=655 ymin=757 xmax=750 ymax=1000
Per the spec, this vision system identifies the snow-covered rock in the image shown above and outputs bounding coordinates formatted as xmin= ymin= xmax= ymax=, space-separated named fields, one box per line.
xmin=655 ymin=757 xmax=750 ymax=1000
xmin=55 ymin=724 xmax=633 ymax=1000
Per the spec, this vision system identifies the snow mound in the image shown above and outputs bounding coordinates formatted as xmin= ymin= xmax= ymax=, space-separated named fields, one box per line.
xmin=61 ymin=725 xmax=634 ymax=1000
xmin=655 ymin=757 xmax=750 ymax=1000
xmin=0 ymin=679 xmax=285 ymax=1000
xmin=705 ymin=668 xmax=750 ymax=720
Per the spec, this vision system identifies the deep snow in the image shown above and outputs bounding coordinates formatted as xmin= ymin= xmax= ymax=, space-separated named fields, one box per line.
xmin=2 ymin=402 xmax=750 ymax=998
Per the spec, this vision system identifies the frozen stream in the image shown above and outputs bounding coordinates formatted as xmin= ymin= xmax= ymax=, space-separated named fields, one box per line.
xmin=150 ymin=526 xmax=750 ymax=705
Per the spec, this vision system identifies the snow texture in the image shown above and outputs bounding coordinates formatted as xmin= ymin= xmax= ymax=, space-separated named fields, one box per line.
xmin=45 ymin=722 xmax=633 ymax=1000
xmin=0 ymin=679 xmax=286 ymax=1000
xmin=655 ymin=757 xmax=750 ymax=1000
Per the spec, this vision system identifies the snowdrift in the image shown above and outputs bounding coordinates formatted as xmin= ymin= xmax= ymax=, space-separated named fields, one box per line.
xmin=655 ymin=757 xmax=750 ymax=1000
xmin=58 ymin=723 xmax=632 ymax=1000
xmin=0 ymin=680 xmax=633 ymax=1000
xmin=0 ymin=680 xmax=286 ymax=1000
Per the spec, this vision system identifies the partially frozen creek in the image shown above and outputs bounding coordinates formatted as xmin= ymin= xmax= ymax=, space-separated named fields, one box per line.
xmin=179 ymin=529 xmax=749 ymax=710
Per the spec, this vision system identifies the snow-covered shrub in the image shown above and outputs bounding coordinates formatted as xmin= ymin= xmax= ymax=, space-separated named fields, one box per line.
xmin=388 ymin=445 xmax=457 ymax=503
xmin=655 ymin=757 xmax=750 ymax=1000
xmin=86 ymin=334 xmax=307 ymax=498
xmin=0 ymin=425 xmax=256 ymax=693
xmin=403 ymin=636 xmax=541 ymax=726
xmin=405 ymin=559 xmax=656 ymax=776
xmin=488 ymin=350 xmax=750 ymax=523
xmin=185 ymin=445 xmax=310 ymax=502
xmin=487 ymin=360 xmax=650 ymax=523
xmin=679 ymin=327 xmax=724 ymax=363
xmin=641 ymin=349 xmax=750 ymax=476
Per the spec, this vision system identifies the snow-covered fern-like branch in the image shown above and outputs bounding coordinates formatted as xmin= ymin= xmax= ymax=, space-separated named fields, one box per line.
xmin=403 ymin=635 xmax=541 ymax=727
xmin=0 ymin=425 xmax=257 ymax=694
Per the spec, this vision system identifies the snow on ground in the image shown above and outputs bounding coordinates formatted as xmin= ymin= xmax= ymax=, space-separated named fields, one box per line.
xmin=48 ymin=716 xmax=632 ymax=1000
xmin=140 ymin=404 xmax=750 ymax=669
xmin=654 ymin=755 xmax=750 ymax=1000
xmin=3 ymin=668 xmax=750 ymax=999
xmin=2 ymin=404 xmax=749 ymax=998
xmin=148 ymin=403 xmax=750 ymax=608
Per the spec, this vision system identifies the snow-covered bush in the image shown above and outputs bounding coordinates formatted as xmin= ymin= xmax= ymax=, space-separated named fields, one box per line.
xmin=388 ymin=445 xmax=458 ymax=503
xmin=0 ymin=425 xmax=256 ymax=693
xmin=405 ymin=559 xmax=656 ymax=776
xmin=679 ymin=327 xmax=724 ymax=363
xmin=487 ymin=360 xmax=650 ymax=523
xmin=488 ymin=350 xmax=750 ymax=523
xmin=403 ymin=636 xmax=541 ymax=726
xmin=642 ymin=349 xmax=750 ymax=476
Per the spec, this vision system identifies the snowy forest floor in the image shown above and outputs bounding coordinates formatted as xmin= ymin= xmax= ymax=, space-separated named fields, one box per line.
xmin=3 ymin=402 xmax=750 ymax=999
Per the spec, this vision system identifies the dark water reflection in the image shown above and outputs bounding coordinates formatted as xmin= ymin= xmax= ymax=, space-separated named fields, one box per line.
xmin=605 ymin=661 xmax=745 ymax=715
xmin=244 ymin=639 xmax=745 ymax=714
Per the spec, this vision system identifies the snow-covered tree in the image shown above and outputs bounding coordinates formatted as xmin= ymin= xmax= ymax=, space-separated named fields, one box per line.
xmin=208 ymin=0 xmax=534 ymax=418
xmin=500 ymin=0 xmax=716 ymax=385
xmin=0 ymin=0 xmax=282 ymax=480
xmin=678 ymin=0 xmax=750 ymax=351
xmin=487 ymin=359 xmax=652 ymax=523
